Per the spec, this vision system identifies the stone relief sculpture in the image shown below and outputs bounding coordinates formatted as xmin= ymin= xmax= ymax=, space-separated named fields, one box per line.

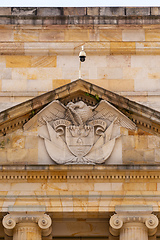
xmin=24 ymin=100 xmax=136 ymax=164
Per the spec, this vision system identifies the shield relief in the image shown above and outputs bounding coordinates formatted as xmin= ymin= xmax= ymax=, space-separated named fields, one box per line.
xmin=66 ymin=125 xmax=94 ymax=159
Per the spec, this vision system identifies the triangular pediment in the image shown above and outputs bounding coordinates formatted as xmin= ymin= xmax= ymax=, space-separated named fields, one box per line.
xmin=0 ymin=79 xmax=160 ymax=137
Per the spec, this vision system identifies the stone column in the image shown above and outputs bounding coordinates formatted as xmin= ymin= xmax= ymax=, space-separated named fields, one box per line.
xmin=2 ymin=213 xmax=52 ymax=240
xmin=109 ymin=208 xmax=159 ymax=240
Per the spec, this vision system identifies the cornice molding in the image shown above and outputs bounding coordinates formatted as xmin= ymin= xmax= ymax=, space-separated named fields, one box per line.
xmin=0 ymin=14 xmax=160 ymax=26
xmin=0 ymin=165 xmax=160 ymax=181
xmin=1 ymin=42 xmax=160 ymax=56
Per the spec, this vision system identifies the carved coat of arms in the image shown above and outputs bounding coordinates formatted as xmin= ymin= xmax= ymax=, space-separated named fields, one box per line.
xmin=24 ymin=100 xmax=136 ymax=164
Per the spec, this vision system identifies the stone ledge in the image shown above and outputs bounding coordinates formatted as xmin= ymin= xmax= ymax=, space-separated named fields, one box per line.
xmin=1 ymin=164 xmax=160 ymax=171
xmin=1 ymin=41 xmax=160 ymax=56
xmin=0 ymin=15 xmax=160 ymax=25
xmin=0 ymin=7 xmax=157 ymax=17
xmin=0 ymin=7 xmax=159 ymax=25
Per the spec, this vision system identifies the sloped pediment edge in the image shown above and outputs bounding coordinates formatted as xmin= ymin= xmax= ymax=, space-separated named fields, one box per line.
xmin=0 ymin=79 xmax=160 ymax=136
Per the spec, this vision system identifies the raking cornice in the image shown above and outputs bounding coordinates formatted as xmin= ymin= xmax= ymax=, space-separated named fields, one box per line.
xmin=0 ymin=79 xmax=160 ymax=136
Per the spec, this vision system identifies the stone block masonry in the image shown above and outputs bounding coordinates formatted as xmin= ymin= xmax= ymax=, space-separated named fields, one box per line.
xmin=0 ymin=7 xmax=159 ymax=25
xmin=0 ymin=7 xmax=160 ymax=123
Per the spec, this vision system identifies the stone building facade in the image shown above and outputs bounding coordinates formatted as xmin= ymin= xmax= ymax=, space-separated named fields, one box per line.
xmin=0 ymin=6 xmax=160 ymax=240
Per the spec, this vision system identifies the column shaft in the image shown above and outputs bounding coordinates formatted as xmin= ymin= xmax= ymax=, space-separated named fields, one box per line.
xmin=120 ymin=223 xmax=148 ymax=240
xmin=13 ymin=223 xmax=42 ymax=240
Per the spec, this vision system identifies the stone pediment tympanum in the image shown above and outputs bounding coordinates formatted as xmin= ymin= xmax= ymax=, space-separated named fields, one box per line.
xmin=1 ymin=79 xmax=160 ymax=165
xmin=24 ymin=99 xmax=136 ymax=165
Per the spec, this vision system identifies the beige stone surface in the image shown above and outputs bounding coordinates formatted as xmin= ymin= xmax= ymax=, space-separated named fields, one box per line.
xmin=145 ymin=30 xmax=160 ymax=41
xmin=0 ymin=30 xmax=13 ymax=41
xmin=38 ymin=68 xmax=62 ymax=80
xmin=0 ymin=151 xmax=7 ymax=162
xmin=123 ymin=183 xmax=157 ymax=191
xmin=12 ymin=68 xmax=38 ymax=80
xmin=106 ymin=55 xmax=131 ymax=68
xmin=6 ymin=56 xmax=31 ymax=68
xmin=11 ymin=136 xmax=25 ymax=149
xmin=135 ymin=77 xmax=160 ymax=92
xmin=64 ymin=29 xmax=89 ymax=41
xmin=0 ymin=80 xmax=2 ymax=92
xmin=12 ymin=68 xmax=28 ymax=80
xmin=97 ymin=67 xmax=123 ymax=79
xmin=7 ymin=148 xmax=28 ymax=162
xmin=148 ymin=68 xmax=160 ymax=79
xmin=122 ymin=136 xmax=135 ymax=150
xmin=110 ymin=42 xmax=136 ymax=54
xmin=2 ymin=80 xmax=27 ymax=91
xmin=0 ymin=68 xmax=11 ymax=79
xmin=31 ymin=56 xmax=57 ymax=68
xmin=99 ymin=29 xmax=122 ymax=41
xmin=0 ymin=56 xmax=6 ymax=68
xmin=155 ymin=149 xmax=160 ymax=162
xmin=6 ymin=148 xmax=38 ymax=163
xmin=144 ymin=149 xmax=154 ymax=162
xmin=107 ymin=79 xmax=134 ymax=92
xmin=135 ymin=136 xmax=148 ymax=149
xmin=85 ymin=79 xmax=109 ymax=89
xmin=52 ymin=79 xmax=71 ymax=89
xmin=94 ymin=183 xmax=123 ymax=191
xmin=27 ymin=79 xmax=52 ymax=91
xmin=14 ymin=29 xmax=39 ymax=41
xmin=25 ymin=136 xmax=38 ymax=149
xmin=39 ymin=29 xmax=65 ymax=41
xmin=62 ymin=68 xmax=80 ymax=80
xmin=27 ymin=68 xmax=38 ymax=80
xmin=5 ymin=56 xmax=57 ymax=68
xmin=131 ymin=55 xmax=156 ymax=68
xmin=123 ymin=67 xmax=142 ymax=79
xmin=148 ymin=136 xmax=160 ymax=148
xmin=122 ymin=29 xmax=145 ymax=41
xmin=123 ymin=149 xmax=144 ymax=163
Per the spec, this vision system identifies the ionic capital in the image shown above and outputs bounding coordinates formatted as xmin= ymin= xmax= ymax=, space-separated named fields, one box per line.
xmin=109 ymin=213 xmax=159 ymax=237
xmin=2 ymin=212 xmax=52 ymax=237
